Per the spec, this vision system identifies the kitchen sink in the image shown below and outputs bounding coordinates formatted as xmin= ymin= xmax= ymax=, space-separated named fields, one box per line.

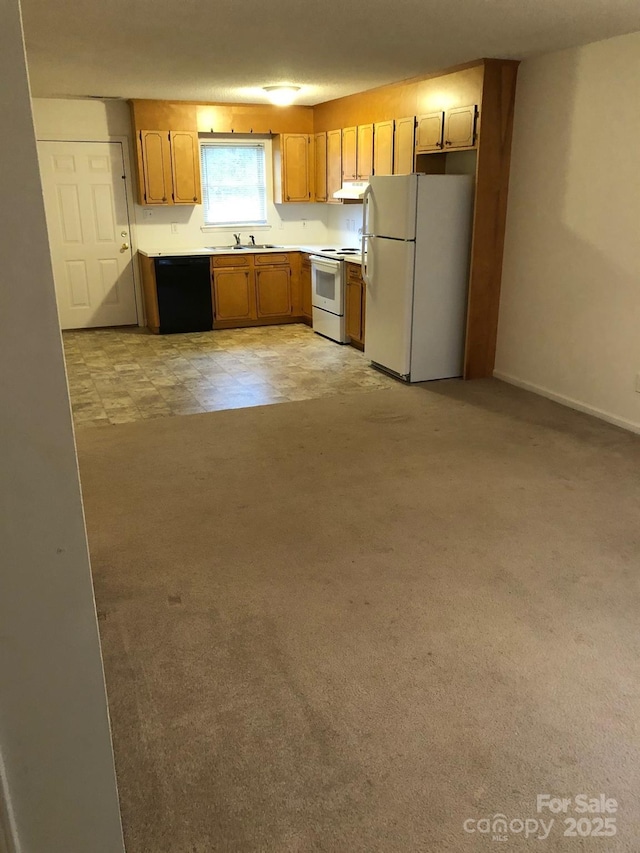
xmin=206 ymin=244 xmax=284 ymax=251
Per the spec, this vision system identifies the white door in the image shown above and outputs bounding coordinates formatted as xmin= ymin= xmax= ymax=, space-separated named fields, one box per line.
xmin=364 ymin=236 xmax=415 ymax=377
xmin=366 ymin=174 xmax=418 ymax=240
xmin=38 ymin=141 xmax=138 ymax=329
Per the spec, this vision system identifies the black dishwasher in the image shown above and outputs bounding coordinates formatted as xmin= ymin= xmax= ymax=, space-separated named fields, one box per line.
xmin=154 ymin=256 xmax=213 ymax=334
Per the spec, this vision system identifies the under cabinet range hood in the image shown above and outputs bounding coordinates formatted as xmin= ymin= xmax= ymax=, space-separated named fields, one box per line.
xmin=333 ymin=180 xmax=368 ymax=201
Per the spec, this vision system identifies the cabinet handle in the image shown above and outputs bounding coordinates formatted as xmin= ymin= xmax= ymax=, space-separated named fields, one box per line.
xmin=193 ymin=196 xmax=197 ymax=202
xmin=162 ymin=196 xmax=167 ymax=202
xmin=436 ymin=142 xmax=443 ymax=149
xmin=445 ymin=140 xmax=452 ymax=147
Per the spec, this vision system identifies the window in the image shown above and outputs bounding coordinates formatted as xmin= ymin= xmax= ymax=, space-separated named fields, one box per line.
xmin=200 ymin=141 xmax=267 ymax=227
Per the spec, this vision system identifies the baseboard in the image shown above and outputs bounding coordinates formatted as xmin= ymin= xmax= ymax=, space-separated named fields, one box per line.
xmin=493 ymin=371 xmax=640 ymax=436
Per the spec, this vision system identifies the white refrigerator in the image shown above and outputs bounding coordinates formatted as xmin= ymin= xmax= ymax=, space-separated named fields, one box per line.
xmin=361 ymin=174 xmax=473 ymax=382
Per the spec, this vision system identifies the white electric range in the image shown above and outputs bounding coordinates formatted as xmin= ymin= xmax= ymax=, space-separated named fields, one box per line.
xmin=308 ymin=248 xmax=364 ymax=343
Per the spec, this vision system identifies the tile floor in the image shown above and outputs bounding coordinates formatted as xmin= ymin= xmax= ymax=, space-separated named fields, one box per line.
xmin=63 ymin=324 xmax=399 ymax=427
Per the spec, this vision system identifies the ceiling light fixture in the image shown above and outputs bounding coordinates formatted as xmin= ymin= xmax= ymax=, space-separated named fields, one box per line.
xmin=263 ymin=85 xmax=301 ymax=107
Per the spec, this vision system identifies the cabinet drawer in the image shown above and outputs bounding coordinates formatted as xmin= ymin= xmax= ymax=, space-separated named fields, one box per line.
xmin=212 ymin=254 xmax=252 ymax=268
xmin=254 ymin=253 xmax=290 ymax=266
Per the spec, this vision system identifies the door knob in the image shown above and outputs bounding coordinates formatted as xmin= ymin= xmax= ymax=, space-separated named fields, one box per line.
xmin=120 ymin=242 xmax=130 ymax=252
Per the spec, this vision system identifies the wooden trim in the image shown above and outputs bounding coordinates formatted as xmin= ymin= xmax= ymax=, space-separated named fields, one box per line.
xmin=463 ymin=59 xmax=519 ymax=379
xmin=212 ymin=315 xmax=304 ymax=330
xmin=139 ymin=255 xmax=160 ymax=333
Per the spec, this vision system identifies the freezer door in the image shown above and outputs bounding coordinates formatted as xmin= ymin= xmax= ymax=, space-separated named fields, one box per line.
xmin=364 ymin=236 xmax=415 ymax=377
xmin=368 ymin=175 xmax=418 ymax=240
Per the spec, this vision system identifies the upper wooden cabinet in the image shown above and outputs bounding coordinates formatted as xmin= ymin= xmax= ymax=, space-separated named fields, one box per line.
xmin=341 ymin=126 xmax=357 ymax=182
xmin=139 ymin=130 xmax=172 ymax=204
xmin=444 ymin=104 xmax=478 ymax=148
xmin=169 ymin=131 xmax=201 ymax=203
xmin=357 ymin=124 xmax=374 ymax=180
xmin=416 ymin=112 xmax=444 ymax=153
xmin=273 ymin=134 xmax=312 ymax=203
xmin=373 ymin=120 xmax=394 ymax=176
xmin=314 ymin=132 xmax=328 ymax=203
xmin=137 ymin=130 xmax=201 ymax=206
xmin=326 ymin=129 xmax=342 ymax=203
xmin=393 ymin=116 xmax=416 ymax=175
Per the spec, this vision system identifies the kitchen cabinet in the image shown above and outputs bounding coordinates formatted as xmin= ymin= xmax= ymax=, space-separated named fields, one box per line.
xmin=213 ymin=268 xmax=254 ymax=321
xmin=272 ymin=134 xmax=312 ymax=203
xmin=255 ymin=267 xmax=291 ymax=317
xmin=345 ymin=262 xmax=365 ymax=348
xmin=444 ymin=104 xmax=478 ymax=148
xmin=357 ymin=124 xmax=374 ymax=180
xmin=326 ymin=129 xmax=342 ymax=202
xmin=415 ymin=112 xmax=444 ymax=152
xmin=300 ymin=254 xmax=312 ymax=320
xmin=314 ymin=132 xmax=328 ymax=202
xmin=341 ymin=126 xmax=357 ymax=182
xmin=373 ymin=120 xmax=394 ymax=176
xmin=211 ymin=252 xmax=301 ymax=328
xmin=393 ymin=116 xmax=416 ymax=174
xmin=137 ymin=129 xmax=201 ymax=205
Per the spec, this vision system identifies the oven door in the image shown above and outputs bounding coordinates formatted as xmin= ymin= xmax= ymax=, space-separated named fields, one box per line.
xmin=310 ymin=256 xmax=343 ymax=315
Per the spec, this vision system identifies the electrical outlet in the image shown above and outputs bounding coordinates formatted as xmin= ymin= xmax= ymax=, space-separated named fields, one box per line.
xmin=635 ymin=374 xmax=640 ymax=393
xmin=170 ymin=222 xmax=178 ymax=234
xmin=350 ymin=219 xmax=356 ymax=231
xmin=301 ymin=219 xmax=307 ymax=229
xmin=345 ymin=217 xmax=351 ymax=232
xmin=142 ymin=209 xmax=153 ymax=220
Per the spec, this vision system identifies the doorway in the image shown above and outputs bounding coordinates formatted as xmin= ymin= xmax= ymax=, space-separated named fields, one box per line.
xmin=38 ymin=140 xmax=139 ymax=329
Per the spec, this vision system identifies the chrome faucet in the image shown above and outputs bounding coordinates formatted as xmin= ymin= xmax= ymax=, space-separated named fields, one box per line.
xmin=233 ymin=233 xmax=242 ymax=246
xmin=248 ymin=235 xmax=256 ymax=246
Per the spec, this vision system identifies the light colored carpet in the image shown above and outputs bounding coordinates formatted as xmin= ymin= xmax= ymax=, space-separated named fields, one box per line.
xmin=76 ymin=379 xmax=640 ymax=852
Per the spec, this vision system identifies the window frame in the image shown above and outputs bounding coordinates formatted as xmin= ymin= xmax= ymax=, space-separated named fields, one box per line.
xmin=199 ymin=138 xmax=269 ymax=229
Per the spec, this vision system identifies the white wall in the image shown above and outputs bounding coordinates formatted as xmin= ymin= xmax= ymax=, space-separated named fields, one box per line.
xmin=32 ymin=100 xmax=335 ymax=250
xmin=495 ymin=31 xmax=640 ymax=432
xmin=0 ymin=3 xmax=125 ymax=851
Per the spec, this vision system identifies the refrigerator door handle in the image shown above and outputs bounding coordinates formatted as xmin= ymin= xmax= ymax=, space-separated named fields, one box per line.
xmin=361 ymin=184 xmax=373 ymax=285
xmin=361 ymin=234 xmax=368 ymax=285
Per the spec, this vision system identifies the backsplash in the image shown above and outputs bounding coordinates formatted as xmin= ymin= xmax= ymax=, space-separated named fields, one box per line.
xmin=133 ymin=201 xmax=332 ymax=249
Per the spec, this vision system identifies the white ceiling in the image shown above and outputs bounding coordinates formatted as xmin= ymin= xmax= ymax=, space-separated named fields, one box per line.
xmin=21 ymin=0 xmax=640 ymax=104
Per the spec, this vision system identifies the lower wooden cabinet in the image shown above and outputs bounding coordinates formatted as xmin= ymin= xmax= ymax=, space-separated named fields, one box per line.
xmin=255 ymin=267 xmax=291 ymax=317
xmin=211 ymin=253 xmax=306 ymax=328
xmin=213 ymin=268 xmax=254 ymax=321
xmin=300 ymin=254 xmax=312 ymax=320
xmin=345 ymin=262 xmax=366 ymax=348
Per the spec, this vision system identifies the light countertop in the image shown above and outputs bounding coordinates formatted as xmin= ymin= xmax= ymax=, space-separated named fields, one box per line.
xmin=138 ymin=244 xmax=362 ymax=259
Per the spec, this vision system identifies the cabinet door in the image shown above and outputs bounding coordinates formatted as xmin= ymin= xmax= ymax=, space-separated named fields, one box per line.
xmin=314 ymin=132 xmax=327 ymax=202
xmin=282 ymin=134 xmax=311 ymax=202
xmin=326 ymin=129 xmax=342 ymax=202
xmin=213 ymin=269 xmax=254 ymax=321
xmin=373 ymin=120 xmax=394 ymax=176
xmin=139 ymin=130 xmax=173 ymax=205
xmin=341 ymin=126 xmax=357 ymax=181
xmin=393 ymin=117 xmax=415 ymax=175
xmin=255 ymin=267 xmax=292 ymax=317
xmin=300 ymin=256 xmax=312 ymax=318
xmin=415 ymin=112 xmax=444 ymax=152
xmin=169 ymin=131 xmax=201 ymax=204
xmin=444 ymin=105 xmax=478 ymax=149
xmin=357 ymin=124 xmax=374 ymax=180
xmin=345 ymin=278 xmax=363 ymax=343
